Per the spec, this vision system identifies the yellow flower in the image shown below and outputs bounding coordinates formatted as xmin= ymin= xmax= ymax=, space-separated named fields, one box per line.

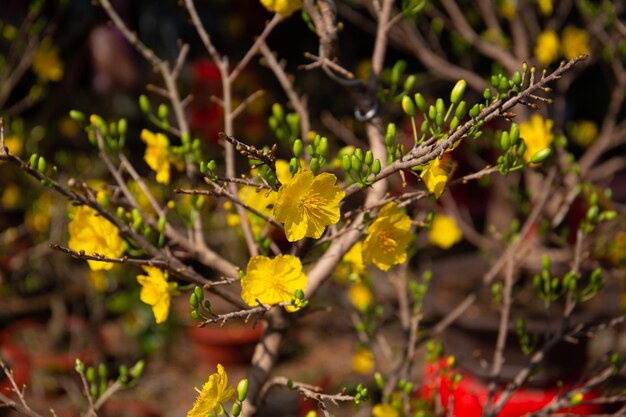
xmin=499 ymin=0 xmax=517 ymax=20
xmin=1 ymin=184 xmax=20 ymax=210
xmin=273 ymin=170 xmax=344 ymax=242
xmin=519 ymin=114 xmax=554 ymax=163
xmin=561 ymin=26 xmax=589 ymax=60
xmin=336 ymin=242 xmax=366 ymax=282
xmin=537 ymin=0 xmax=553 ymax=16
xmin=260 ymin=0 xmax=302 ymax=18
xmin=4 ymin=135 xmax=22 ymax=156
xmin=241 ymin=255 xmax=308 ymax=310
xmin=421 ymin=155 xmax=451 ymax=199
xmin=352 ymin=347 xmax=374 ymax=374
xmin=141 ymin=129 xmax=170 ymax=184
xmin=68 ymin=205 xmax=124 ymax=270
xmin=137 ymin=266 xmax=174 ymax=324
xmin=349 ymin=283 xmax=373 ymax=310
xmin=187 ymin=364 xmax=234 ymax=417
xmin=32 ymin=38 xmax=63 ymax=82
xmin=569 ymin=119 xmax=598 ymax=148
xmin=372 ymin=404 xmax=399 ymax=417
xmin=535 ymin=30 xmax=560 ymax=66
xmin=362 ymin=202 xmax=412 ymax=271
xmin=429 ymin=214 xmax=463 ymax=249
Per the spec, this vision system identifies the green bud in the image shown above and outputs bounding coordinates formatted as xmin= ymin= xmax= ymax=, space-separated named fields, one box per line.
xmin=401 ymin=95 xmax=415 ymax=116
xmin=364 ymin=150 xmax=374 ymax=166
xmin=342 ymin=154 xmax=351 ymax=171
xmin=513 ymin=71 xmax=522 ymax=85
xmin=403 ymin=74 xmax=417 ymax=92
xmin=436 ymin=111 xmax=444 ymax=127
xmin=69 ymin=110 xmax=86 ymax=124
xmin=435 ymin=98 xmax=445 ymax=115
xmin=355 ymin=148 xmax=364 ymax=161
xmin=601 ymin=210 xmax=617 ymax=221
xmin=268 ymin=116 xmax=279 ymax=130
xmin=98 ymin=363 xmax=107 ymax=379
xmin=309 ymin=157 xmax=320 ymax=174
xmin=158 ymin=104 xmax=169 ymax=120
xmin=286 ymin=113 xmax=300 ymax=132
xmin=207 ymin=160 xmax=217 ymax=172
xmin=589 ymin=192 xmax=598 ymax=206
xmin=517 ymin=140 xmax=526 ymax=156
xmin=530 ymin=148 xmax=551 ymax=164
xmin=86 ymin=366 xmax=95 ymax=382
xmin=385 ymin=123 xmax=396 ymax=147
xmin=586 ymin=205 xmax=599 ymax=222
xmin=191 ymin=310 xmax=200 ymax=320
xmin=374 ymin=372 xmax=384 ymax=390
xmin=318 ymin=137 xmax=328 ymax=157
xmin=29 ymin=153 xmax=38 ymax=167
xmin=117 ymin=118 xmax=127 ymax=136
xmin=449 ymin=117 xmax=459 ymax=131
xmin=293 ymin=139 xmax=303 ymax=157
xmin=190 ymin=293 xmax=199 ymax=309
xmin=75 ymin=359 xmax=85 ymax=373
xmin=237 ymin=378 xmax=248 ymax=402
xmin=139 ymin=95 xmax=151 ymax=113
xmin=372 ymin=159 xmax=381 ymax=175
xmin=130 ymin=360 xmax=145 ymax=379
xmin=428 ymin=105 xmax=436 ymax=121
xmin=498 ymin=77 xmax=509 ymax=92
xmin=351 ymin=154 xmax=362 ymax=173
xmin=421 ymin=119 xmax=429 ymax=133
xmin=500 ymin=131 xmax=510 ymax=150
xmin=542 ymin=255 xmax=551 ymax=271
xmin=200 ymin=162 xmax=208 ymax=175
xmin=483 ymin=88 xmax=492 ymax=101
xmin=157 ymin=216 xmax=166 ymax=233
xmin=194 ymin=286 xmax=204 ymax=301
xmin=509 ymin=123 xmax=520 ymax=144
xmin=450 ymin=79 xmax=466 ymax=104
xmin=231 ymin=403 xmax=242 ymax=417
xmin=289 ymin=157 xmax=298 ymax=174
xmin=391 ymin=60 xmax=406 ymax=86
xmin=455 ymin=101 xmax=467 ymax=119
xmin=271 ymin=103 xmax=284 ymax=120
xmin=313 ymin=134 xmax=321 ymax=148
xmin=37 ymin=156 xmax=46 ymax=173
xmin=414 ymin=93 xmax=426 ymax=112
xmin=490 ymin=74 xmax=499 ymax=87
xmin=469 ymin=104 xmax=480 ymax=118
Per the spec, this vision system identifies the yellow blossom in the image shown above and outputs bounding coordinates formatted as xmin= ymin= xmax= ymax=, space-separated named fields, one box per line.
xmin=68 ymin=205 xmax=124 ymax=270
xmin=32 ymin=38 xmax=63 ymax=82
xmin=429 ymin=214 xmax=463 ymax=249
xmin=187 ymin=364 xmax=234 ymax=417
xmin=499 ymin=0 xmax=517 ymax=20
xmin=537 ymin=0 xmax=553 ymax=16
xmin=4 ymin=136 xmax=22 ymax=156
xmin=141 ymin=129 xmax=170 ymax=184
xmin=274 ymin=170 xmax=344 ymax=242
xmin=535 ymin=30 xmax=560 ymax=66
xmin=569 ymin=119 xmax=598 ymax=148
xmin=561 ymin=26 xmax=589 ymax=60
xmin=519 ymin=114 xmax=554 ymax=164
xmin=352 ymin=347 xmax=374 ymax=374
xmin=421 ymin=155 xmax=451 ymax=199
xmin=362 ymin=202 xmax=412 ymax=271
xmin=1 ymin=184 xmax=20 ymax=210
xmin=372 ymin=404 xmax=399 ymax=417
xmin=241 ymin=255 xmax=308 ymax=310
xmin=349 ymin=283 xmax=373 ymax=310
xmin=137 ymin=266 xmax=175 ymax=324
xmin=260 ymin=0 xmax=302 ymax=18
xmin=336 ymin=242 xmax=366 ymax=282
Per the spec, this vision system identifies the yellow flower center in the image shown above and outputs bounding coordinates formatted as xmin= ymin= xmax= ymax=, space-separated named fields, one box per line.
xmin=379 ymin=230 xmax=397 ymax=251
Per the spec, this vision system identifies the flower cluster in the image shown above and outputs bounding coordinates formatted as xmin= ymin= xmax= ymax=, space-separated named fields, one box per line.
xmin=187 ymin=364 xmax=234 ymax=417
xmin=519 ymin=114 xmax=554 ymax=164
xmin=535 ymin=26 xmax=589 ymax=66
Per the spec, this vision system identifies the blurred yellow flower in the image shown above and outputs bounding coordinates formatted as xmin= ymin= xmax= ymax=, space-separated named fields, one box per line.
xmin=352 ymin=347 xmax=374 ymax=374
xmin=535 ymin=30 xmax=560 ymax=66
xmin=4 ymin=135 xmax=22 ymax=156
xmin=362 ymin=202 xmax=412 ymax=271
xmin=421 ymin=155 xmax=451 ymax=199
xmin=260 ymin=0 xmax=302 ymax=18
xmin=274 ymin=170 xmax=344 ymax=242
xmin=569 ymin=119 xmax=598 ymax=148
xmin=187 ymin=364 xmax=234 ymax=417
xmin=372 ymin=404 xmax=399 ymax=417
xmin=241 ymin=255 xmax=308 ymax=310
xmin=336 ymin=242 xmax=366 ymax=282
xmin=1 ymin=184 xmax=20 ymax=210
xmin=26 ymin=192 xmax=55 ymax=234
xmin=520 ymin=114 xmax=554 ymax=164
xmin=561 ymin=26 xmax=589 ymax=60
xmin=537 ymin=0 xmax=553 ymax=16
xmin=32 ymin=38 xmax=63 ymax=82
xmin=429 ymin=214 xmax=463 ymax=249
xmin=68 ymin=205 xmax=124 ymax=270
xmin=349 ymin=283 xmax=373 ymax=310
xmin=137 ymin=266 xmax=175 ymax=324
xmin=141 ymin=129 xmax=170 ymax=184
xmin=499 ymin=0 xmax=516 ymax=20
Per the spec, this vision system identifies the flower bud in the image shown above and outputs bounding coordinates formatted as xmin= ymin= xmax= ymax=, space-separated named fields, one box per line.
xmin=139 ymin=95 xmax=151 ymax=113
xmin=421 ymin=119 xmax=429 ymax=133
xmin=190 ymin=293 xmax=199 ymax=309
xmin=231 ymin=403 xmax=242 ymax=417
xmin=342 ymin=155 xmax=351 ymax=171
xmin=351 ymin=154 xmax=362 ymax=173
xmin=469 ymin=104 xmax=480 ymax=118
xmin=530 ymin=148 xmax=551 ymax=164
xmin=293 ymin=139 xmax=303 ymax=157
xmin=500 ymin=131 xmax=510 ymax=150
xmin=86 ymin=367 xmax=95 ymax=382
xmin=37 ymin=156 xmax=46 ymax=173
xmin=509 ymin=123 xmax=519 ymax=144
xmin=428 ymin=105 xmax=436 ymax=121
xmin=391 ymin=60 xmax=406 ymax=86
xmin=449 ymin=117 xmax=459 ymax=131
xmin=372 ymin=159 xmax=381 ymax=175
xmin=414 ymin=93 xmax=426 ymax=112
xmin=401 ymin=95 xmax=415 ymax=116
xmin=455 ymin=101 xmax=467 ymax=119
xmin=194 ymin=286 xmax=204 ymax=301
xmin=385 ymin=123 xmax=396 ymax=147
xmin=271 ymin=103 xmax=284 ymax=120
xmin=309 ymin=157 xmax=320 ymax=174
xmin=450 ymin=80 xmax=466 ymax=104
xmin=403 ymin=74 xmax=416 ymax=92
xmin=289 ymin=157 xmax=298 ymax=174
xmin=75 ymin=359 xmax=85 ymax=373
xmin=542 ymin=254 xmax=551 ymax=271
xmin=158 ymin=104 xmax=169 ymax=120
xmin=157 ymin=215 xmax=166 ymax=233
xmin=364 ymin=150 xmax=373 ymax=166
xmin=435 ymin=98 xmax=445 ymax=116
xmin=374 ymin=372 xmax=384 ymax=390
xmin=237 ymin=379 xmax=249 ymax=402
xmin=318 ymin=137 xmax=328 ymax=157
xmin=117 ymin=118 xmax=127 ymax=136
xmin=69 ymin=110 xmax=86 ymax=124
xmin=207 ymin=160 xmax=217 ymax=172
xmin=512 ymin=71 xmax=522 ymax=85
xmin=130 ymin=360 xmax=145 ymax=379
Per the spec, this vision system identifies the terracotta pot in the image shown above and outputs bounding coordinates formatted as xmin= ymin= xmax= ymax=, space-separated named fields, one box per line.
xmin=188 ymin=321 xmax=264 ymax=365
xmin=0 ymin=344 xmax=31 ymax=394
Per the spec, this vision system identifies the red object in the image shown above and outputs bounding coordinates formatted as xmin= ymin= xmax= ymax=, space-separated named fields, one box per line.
xmin=420 ymin=360 xmax=602 ymax=417
xmin=0 ymin=344 xmax=31 ymax=394
xmin=188 ymin=322 xmax=264 ymax=365
xmin=189 ymin=60 xmax=223 ymax=141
